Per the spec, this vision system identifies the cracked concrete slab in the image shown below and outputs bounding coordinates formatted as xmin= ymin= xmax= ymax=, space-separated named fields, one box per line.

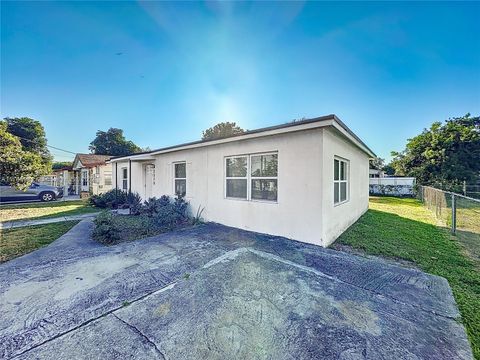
xmin=0 ymin=221 xmax=473 ymax=359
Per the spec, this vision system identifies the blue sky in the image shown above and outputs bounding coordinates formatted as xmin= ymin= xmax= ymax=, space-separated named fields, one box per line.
xmin=1 ymin=1 xmax=479 ymax=162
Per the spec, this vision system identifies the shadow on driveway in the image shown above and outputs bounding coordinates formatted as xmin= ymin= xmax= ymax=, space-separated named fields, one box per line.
xmin=0 ymin=220 xmax=473 ymax=359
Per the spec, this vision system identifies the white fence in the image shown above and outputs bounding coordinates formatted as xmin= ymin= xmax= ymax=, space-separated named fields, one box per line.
xmin=369 ymin=177 xmax=416 ymax=196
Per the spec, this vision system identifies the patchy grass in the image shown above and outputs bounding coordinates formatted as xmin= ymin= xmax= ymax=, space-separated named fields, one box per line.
xmin=0 ymin=221 xmax=79 ymax=263
xmin=334 ymin=196 xmax=480 ymax=358
xmin=0 ymin=200 xmax=99 ymax=222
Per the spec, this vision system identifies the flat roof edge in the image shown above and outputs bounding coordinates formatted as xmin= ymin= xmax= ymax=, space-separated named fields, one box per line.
xmin=109 ymin=114 xmax=375 ymax=162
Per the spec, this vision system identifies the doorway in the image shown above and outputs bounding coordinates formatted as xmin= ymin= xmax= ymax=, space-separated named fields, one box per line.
xmin=144 ymin=164 xmax=155 ymax=199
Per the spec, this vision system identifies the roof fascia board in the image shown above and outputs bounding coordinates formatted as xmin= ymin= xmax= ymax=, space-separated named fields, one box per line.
xmin=109 ymin=120 xmax=335 ymax=163
xmin=108 ymin=116 xmax=375 ymax=162
xmin=330 ymin=121 xmax=376 ymax=158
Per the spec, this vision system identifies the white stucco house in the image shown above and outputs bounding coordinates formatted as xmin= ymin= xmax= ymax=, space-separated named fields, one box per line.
xmin=108 ymin=115 xmax=375 ymax=247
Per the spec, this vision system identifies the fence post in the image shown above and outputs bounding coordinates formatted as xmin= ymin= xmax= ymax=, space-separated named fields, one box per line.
xmin=451 ymin=193 xmax=456 ymax=235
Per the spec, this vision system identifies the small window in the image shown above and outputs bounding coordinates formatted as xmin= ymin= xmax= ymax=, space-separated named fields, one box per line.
xmin=174 ymin=162 xmax=186 ymax=196
xmin=104 ymin=171 xmax=112 ymax=186
xmin=122 ymin=168 xmax=128 ymax=191
xmin=225 ymin=156 xmax=247 ymax=199
xmin=251 ymin=154 xmax=278 ymax=201
xmin=334 ymin=158 xmax=349 ymax=205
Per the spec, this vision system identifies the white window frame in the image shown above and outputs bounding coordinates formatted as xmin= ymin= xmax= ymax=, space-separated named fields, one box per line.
xmin=121 ymin=167 xmax=128 ymax=191
xmin=224 ymin=151 xmax=278 ymax=203
xmin=104 ymin=171 xmax=112 ymax=186
xmin=334 ymin=157 xmax=349 ymax=206
xmin=81 ymin=169 xmax=89 ymax=187
xmin=224 ymin=155 xmax=249 ymax=200
xmin=173 ymin=161 xmax=187 ymax=196
xmin=250 ymin=152 xmax=278 ymax=203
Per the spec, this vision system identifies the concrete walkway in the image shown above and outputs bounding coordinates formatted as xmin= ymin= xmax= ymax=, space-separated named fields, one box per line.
xmin=0 ymin=213 xmax=99 ymax=230
xmin=0 ymin=220 xmax=473 ymax=359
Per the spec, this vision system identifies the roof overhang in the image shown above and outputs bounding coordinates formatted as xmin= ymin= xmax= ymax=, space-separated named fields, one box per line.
xmin=108 ymin=115 xmax=376 ymax=163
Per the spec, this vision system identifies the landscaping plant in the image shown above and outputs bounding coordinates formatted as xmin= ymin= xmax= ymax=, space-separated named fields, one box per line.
xmin=92 ymin=211 xmax=121 ymax=245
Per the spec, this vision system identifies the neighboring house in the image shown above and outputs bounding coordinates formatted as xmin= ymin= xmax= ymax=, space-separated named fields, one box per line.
xmin=369 ymin=176 xmax=416 ymax=196
xmin=369 ymin=169 xmax=385 ymax=178
xmin=108 ymin=115 xmax=375 ymax=247
xmin=38 ymin=166 xmax=75 ymax=193
xmin=72 ymin=154 xmax=113 ymax=197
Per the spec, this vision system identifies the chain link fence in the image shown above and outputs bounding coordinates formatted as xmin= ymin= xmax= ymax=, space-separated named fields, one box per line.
xmin=418 ymin=186 xmax=480 ymax=262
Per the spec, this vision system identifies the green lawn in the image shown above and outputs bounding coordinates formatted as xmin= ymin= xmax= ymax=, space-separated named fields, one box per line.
xmin=0 ymin=200 xmax=99 ymax=222
xmin=0 ymin=221 xmax=79 ymax=263
xmin=335 ymin=196 xmax=480 ymax=359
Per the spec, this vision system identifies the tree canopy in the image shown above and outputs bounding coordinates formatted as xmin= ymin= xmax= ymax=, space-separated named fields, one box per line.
xmin=202 ymin=122 xmax=245 ymax=141
xmin=0 ymin=121 xmax=46 ymax=190
xmin=369 ymin=157 xmax=385 ymax=170
xmin=89 ymin=128 xmax=142 ymax=156
xmin=52 ymin=161 xmax=73 ymax=170
xmin=390 ymin=114 xmax=480 ymax=191
xmin=3 ymin=117 xmax=52 ymax=172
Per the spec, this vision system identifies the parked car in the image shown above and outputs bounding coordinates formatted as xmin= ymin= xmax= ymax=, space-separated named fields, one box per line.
xmin=0 ymin=183 xmax=63 ymax=202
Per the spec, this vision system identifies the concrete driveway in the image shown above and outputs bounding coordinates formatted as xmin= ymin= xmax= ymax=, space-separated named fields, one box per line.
xmin=0 ymin=221 xmax=473 ymax=359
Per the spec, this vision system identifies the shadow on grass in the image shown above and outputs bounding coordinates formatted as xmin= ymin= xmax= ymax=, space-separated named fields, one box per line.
xmin=455 ymin=229 xmax=480 ymax=269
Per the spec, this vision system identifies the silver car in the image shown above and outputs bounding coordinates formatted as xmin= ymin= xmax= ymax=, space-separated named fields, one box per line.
xmin=0 ymin=183 xmax=63 ymax=203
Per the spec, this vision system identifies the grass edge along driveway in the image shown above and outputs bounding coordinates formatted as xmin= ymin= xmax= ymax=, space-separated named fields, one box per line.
xmin=0 ymin=200 xmax=98 ymax=223
xmin=335 ymin=196 xmax=480 ymax=359
xmin=0 ymin=221 xmax=79 ymax=263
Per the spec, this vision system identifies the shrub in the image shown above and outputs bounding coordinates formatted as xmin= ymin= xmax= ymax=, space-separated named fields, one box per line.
xmin=173 ymin=194 xmax=189 ymax=221
xmin=192 ymin=205 xmax=205 ymax=225
xmin=142 ymin=197 xmax=159 ymax=217
xmin=89 ymin=189 xmax=127 ymax=209
xmin=92 ymin=211 xmax=120 ymax=244
xmin=151 ymin=194 xmax=190 ymax=229
xmin=126 ymin=192 xmax=142 ymax=215
xmin=153 ymin=204 xmax=179 ymax=230
xmin=158 ymin=195 xmax=171 ymax=206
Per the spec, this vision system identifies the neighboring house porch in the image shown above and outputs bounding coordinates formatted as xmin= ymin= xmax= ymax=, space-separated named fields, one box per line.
xmin=72 ymin=154 xmax=113 ymax=197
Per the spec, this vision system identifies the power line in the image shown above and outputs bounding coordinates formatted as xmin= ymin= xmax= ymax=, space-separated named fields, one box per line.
xmin=11 ymin=134 xmax=80 ymax=155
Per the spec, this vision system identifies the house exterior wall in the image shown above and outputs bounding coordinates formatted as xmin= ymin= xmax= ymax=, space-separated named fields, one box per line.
xmin=90 ymin=163 xmax=113 ymax=195
xmin=111 ymin=127 xmax=370 ymax=247
xmin=320 ymin=128 xmax=370 ymax=246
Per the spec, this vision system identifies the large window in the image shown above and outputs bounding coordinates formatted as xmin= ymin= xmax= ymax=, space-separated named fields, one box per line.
xmin=174 ymin=162 xmax=186 ymax=196
xmin=225 ymin=152 xmax=278 ymax=202
xmin=251 ymin=154 xmax=278 ymax=201
xmin=334 ymin=158 xmax=348 ymax=205
xmin=122 ymin=168 xmax=128 ymax=191
xmin=225 ymin=156 xmax=248 ymax=199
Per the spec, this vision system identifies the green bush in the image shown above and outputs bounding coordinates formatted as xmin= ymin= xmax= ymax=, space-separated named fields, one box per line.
xmin=89 ymin=189 xmax=127 ymax=209
xmin=142 ymin=195 xmax=171 ymax=217
xmin=151 ymin=194 xmax=190 ymax=229
xmin=92 ymin=193 xmax=196 ymax=245
xmin=92 ymin=211 xmax=120 ymax=245
xmin=126 ymin=192 xmax=142 ymax=215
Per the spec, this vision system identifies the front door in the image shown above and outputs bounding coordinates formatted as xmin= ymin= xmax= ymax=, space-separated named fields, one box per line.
xmin=144 ymin=164 xmax=155 ymax=200
xmin=81 ymin=169 xmax=89 ymax=192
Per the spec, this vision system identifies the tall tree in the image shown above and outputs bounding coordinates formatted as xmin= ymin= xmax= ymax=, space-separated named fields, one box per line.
xmin=390 ymin=114 xmax=480 ymax=191
xmin=3 ymin=117 xmax=52 ymax=172
xmin=202 ymin=122 xmax=245 ymax=140
xmin=0 ymin=122 xmax=45 ymax=190
xmin=89 ymin=128 xmax=142 ymax=156
xmin=369 ymin=157 xmax=385 ymax=170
